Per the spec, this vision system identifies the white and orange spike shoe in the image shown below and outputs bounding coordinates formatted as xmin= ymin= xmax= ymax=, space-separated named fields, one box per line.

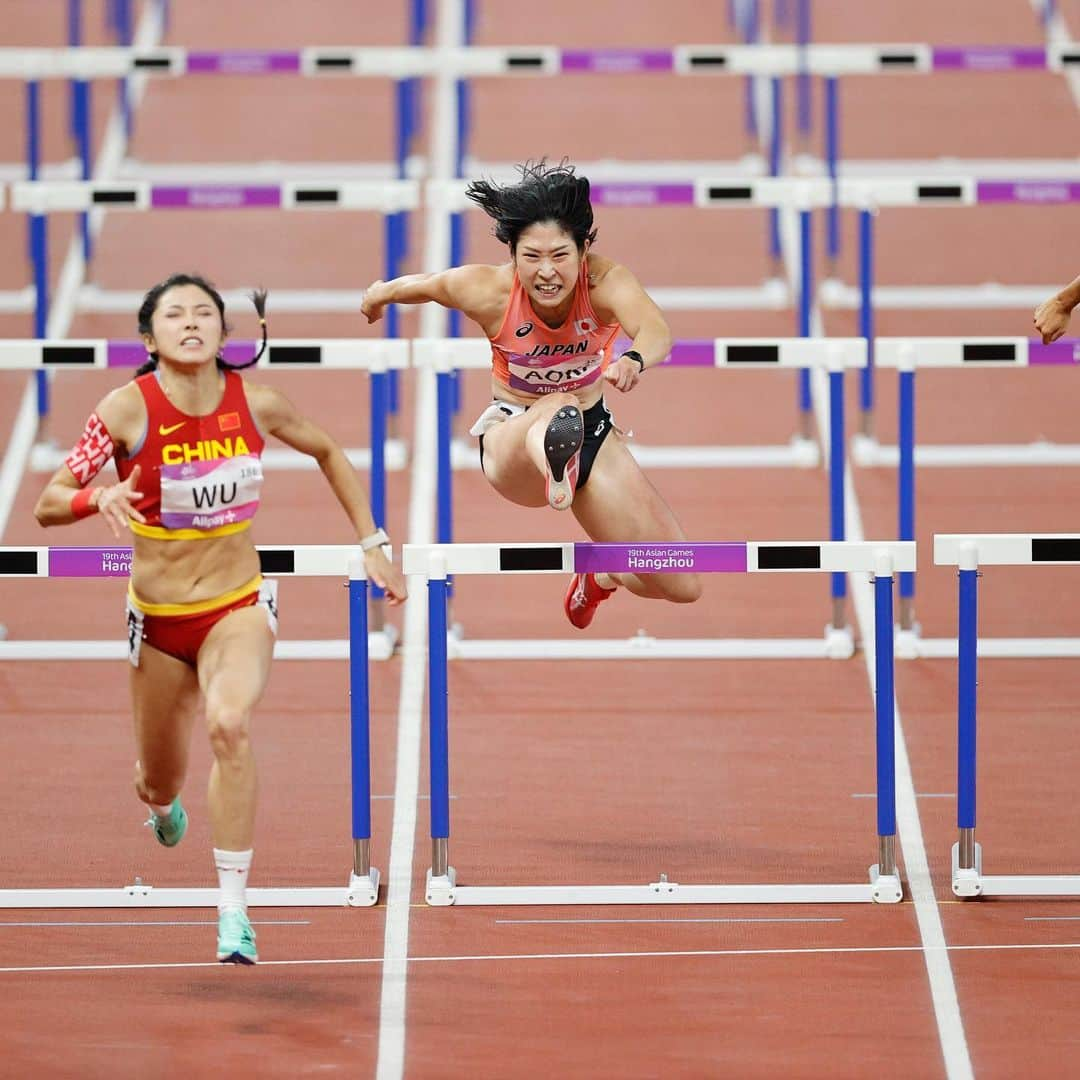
xmin=543 ymin=405 xmax=583 ymax=510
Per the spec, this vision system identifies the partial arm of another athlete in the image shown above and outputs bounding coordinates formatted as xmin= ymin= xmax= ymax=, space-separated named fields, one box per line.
xmin=1033 ymin=273 xmax=1080 ymax=344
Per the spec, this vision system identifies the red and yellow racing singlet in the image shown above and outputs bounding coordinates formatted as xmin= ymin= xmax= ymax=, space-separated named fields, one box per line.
xmin=117 ymin=370 xmax=265 ymax=541
xmin=488 ymin=261 xmax=620 ymax=396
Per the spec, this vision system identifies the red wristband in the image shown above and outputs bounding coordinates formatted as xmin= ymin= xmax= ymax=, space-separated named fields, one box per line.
xmin=71 ymin=487 xmax=99 ymax=520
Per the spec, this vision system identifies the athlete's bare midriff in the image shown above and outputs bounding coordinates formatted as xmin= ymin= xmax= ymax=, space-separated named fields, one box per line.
xmin=129 ymin=530 xmax=261 ymax=606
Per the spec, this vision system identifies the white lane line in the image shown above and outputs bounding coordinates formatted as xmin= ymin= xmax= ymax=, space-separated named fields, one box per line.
xmin=1025 ymin=917 xmax=1080 ymax=922
xmin=5 ymin=940 xmax=1080 ymax=976
xmin=495 ymin=917 xmax=845 ymax=925
xmin=374 ymin=6 xmax=462 ymax=1076
xmin=851 ymin=793 xmax=955 ymax=799
xmin=0 ymin=920 xmax=309 ymax=928
xmin=776 ymin=199 xmax=972 ymax=1079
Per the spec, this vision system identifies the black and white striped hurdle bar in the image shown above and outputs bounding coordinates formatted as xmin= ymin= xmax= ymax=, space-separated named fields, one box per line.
xmin=0 ymin=339 xmax=409 ymax=371
xmin=935 ymin=534 xmax=1080 ymax=567
xmin=403 ymin=541 xmax=915 ymax=577
xmin=411 ymin=337 xmax=868 ymax=372
xmin=9 ymin=180 xmax=419 ymax=213
xmin=0 ymin=545 xmax=377 ymax=579
xmin=1 ymin=43 xmax=1076 ymax=79
xmin=876 ymin=337 xmax=1079 ymax=369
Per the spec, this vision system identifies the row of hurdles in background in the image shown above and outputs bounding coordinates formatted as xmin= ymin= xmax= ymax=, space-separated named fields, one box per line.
xmin=4 ymin=333 xmax=1078 ymax=661
xmin=6 ymin=173 xmax=1080 ymax=426
xmin=5 ymin=34 xmax=1078 ymax=270
xmin=0 ymin=534 xmax=1070 ymax=909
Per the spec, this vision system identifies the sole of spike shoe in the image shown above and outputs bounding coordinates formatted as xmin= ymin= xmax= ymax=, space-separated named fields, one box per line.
xmin=543 ymin=406 xmax=583 ymax=510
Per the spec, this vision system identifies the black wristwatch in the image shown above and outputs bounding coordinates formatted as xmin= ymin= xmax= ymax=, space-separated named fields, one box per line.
xmin=622 ymin=349 xmax=646 ymax=373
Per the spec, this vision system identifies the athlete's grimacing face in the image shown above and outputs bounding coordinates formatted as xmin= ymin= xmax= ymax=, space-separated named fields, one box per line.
xmin=143 ymin=284 xmax=226 ymax=366
xmin=513 ymin=222 xmax=583 ymax=315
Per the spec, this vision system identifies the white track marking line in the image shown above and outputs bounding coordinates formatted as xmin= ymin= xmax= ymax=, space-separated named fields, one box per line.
xmin=0 ymin=920 xmax=308 ymax=928
xmin=494 ymin=917 xmax=845 ymax=925
xmin=5 ymin=940 xmax=1080 ymax=976
xmin=851 ymin=793 xmax=955 ymax=799
xmin=374 ymin=5 xmax=464 ymax=1078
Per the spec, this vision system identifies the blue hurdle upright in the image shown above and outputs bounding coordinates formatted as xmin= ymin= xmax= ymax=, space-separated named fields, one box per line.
xmin=937 ymin=533 xmax=1080 ymax=900
xmin=403 ymin=539 xmax=913 ymax=907
xmin=0 ymin=544 xmax=381 ymax=908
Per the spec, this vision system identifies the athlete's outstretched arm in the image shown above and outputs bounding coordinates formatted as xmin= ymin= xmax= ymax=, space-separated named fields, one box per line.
xmin=248 ymin=384 xmax=407 ymax=603
xmin=361 ymin=264 xmax=503 ymax=326
xmin=594 ymin=264 xmax=673 ymax=393
xmin=33 ymin=386 xmax=146 ymax=536
xmin=1033 ymin=273 xmax=1080 ymax=344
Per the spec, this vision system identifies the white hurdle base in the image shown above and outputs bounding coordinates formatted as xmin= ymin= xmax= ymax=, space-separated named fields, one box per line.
xmin=895 ymin=629 xmax=1080 ymax=661
xmin=426 ymin=867 xmax=902 ymax=906
xmin=0 ymin=627 xmax=399 ymax=662
xmin=852 ymin=435 xmax=1080 ymax=469
xmin=451 ymin=436 xmax=819 ymax=471
xmin=0 ymin=871 xmax=380 ymax=909
xmin=31 ymin=441 xmax=409 ymax=474
xmin=952 ymin=842 xmax=1080 ymax=899
xmin=448 ymin=625 xmax=855 ymax=661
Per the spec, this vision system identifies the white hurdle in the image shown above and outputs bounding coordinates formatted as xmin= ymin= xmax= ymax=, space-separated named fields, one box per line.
xmin=0 ymin=336 xmax=411 ymax=476
xmin=0 ymin=544 xmax=382 ymax=908
xmin=936 ymin=534 xmax=1080 ymax=899
xmin=405 ymin=539 xmax=913 ymax=907
xmin=864 ymin=339 xmax=1080 ymax=659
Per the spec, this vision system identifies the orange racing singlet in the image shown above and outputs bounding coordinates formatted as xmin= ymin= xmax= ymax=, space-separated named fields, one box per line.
xmin=488 ymin=261 xmax=620 ymax=396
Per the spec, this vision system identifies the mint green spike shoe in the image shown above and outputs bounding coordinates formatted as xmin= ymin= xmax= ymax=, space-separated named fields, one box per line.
xmin=146 ymin=799 xmax=187 ymax=848
xmin=217 ymin=908 xmax=258 ymax=965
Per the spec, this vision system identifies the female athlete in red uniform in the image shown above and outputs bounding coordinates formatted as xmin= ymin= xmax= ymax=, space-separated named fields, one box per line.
xmin=34 ymin=273 xmax=406 ymax=964
xmin=362 ymin=160 xmax=701 ymax=628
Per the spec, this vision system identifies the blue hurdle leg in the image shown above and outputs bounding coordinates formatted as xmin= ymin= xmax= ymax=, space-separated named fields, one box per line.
xmin=31 ymin=213 xmax=50 ymax=418
xmin=828 ymin=366 xmax=846 ymax=625
xmin=796 ymin=0 xmax=812 ymax=142
xmin=858 ymin=207 xmax=875 ymax=434
xmin=824 ymin=76 xmax=840 ymax=267
xmin=368 ymin=370 xmax=389 ymax=604
xmin=73 ymin=80 xmax=92 ymax=263
xmin=957 ymin=559 xmax=979 ymax=870
xmin=428 ymin=572 xmax=451 ymax=878
xmin=768 ymin=76 xmax=783 ymax=267
xmin=898 ymin=367 xmax=916 ymax=629
xmin=348 ymin=566 xmax=374 ymax=879
xmin=436 ymin=370 xmax=454 ymax=546
xmin=797 ymin=206 xmax=813 ymax=439
xmin=874 ymin=566 xmax=897 ymax=877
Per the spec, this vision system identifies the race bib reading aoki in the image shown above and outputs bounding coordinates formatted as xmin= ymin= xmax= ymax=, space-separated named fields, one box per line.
xmin=505 ymin=350 xmax=604 ymax=394
xmin=159 ymin=454 xmax=263 ymax=531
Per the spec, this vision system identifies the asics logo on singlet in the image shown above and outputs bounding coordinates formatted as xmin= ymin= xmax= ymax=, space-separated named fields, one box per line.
xmin=158 ymin=421 xmax=186 ymax=436
xmin=515 ymin=322 xmax=534 ymax=337
xmin=594 ymin=420 xmax=606 ymax=436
